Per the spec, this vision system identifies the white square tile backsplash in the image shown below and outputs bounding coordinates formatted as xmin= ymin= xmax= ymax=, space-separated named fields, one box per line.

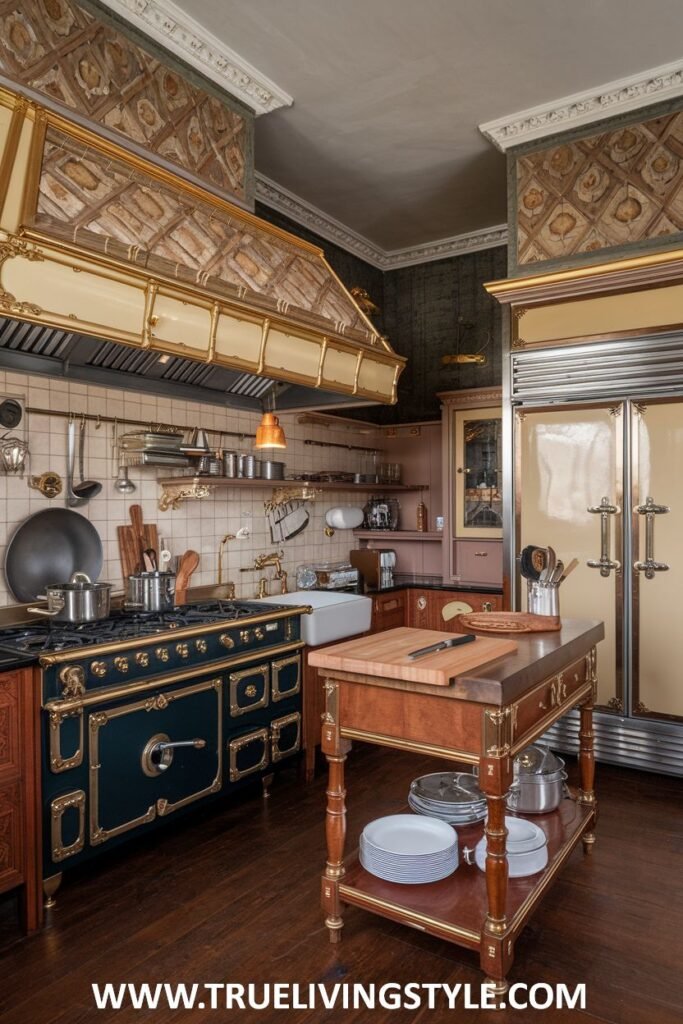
xmin=0 ymin=370 xmax=381 ymax=605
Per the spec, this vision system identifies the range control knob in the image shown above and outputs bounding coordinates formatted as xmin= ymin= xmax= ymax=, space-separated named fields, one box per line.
xmin=176 ymin=642 xmax=189 ymax=659
xmin=195 ymin=639 xmax=208 ymax=654
xmin=240 ymin=629 xmax=252 ymax=644
xmin=254 ymin=627 xmax=265 ymax=641
xmin=59 ymin=664 xmax=85 ymax=697
xmin=156 ymin=646 xmax=169 ymax=662
xmin=91 ymin=660 xmax=107 ymax=679
xmin=114 ymin=656 xmax=129 ymax=674
xmin=135 ymin=652 xmax=150 ymax=668
xmin=219 ymin=633 xmax=235 ymax=650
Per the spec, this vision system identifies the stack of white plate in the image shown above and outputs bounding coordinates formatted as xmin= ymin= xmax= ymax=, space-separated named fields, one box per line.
xmin=474 ymin=816 xmax=548 ymax=877
xmin=360 ymin=814 xmax=458 ymax=884
xmin=408 ymin=772 xmax=486 ymax=827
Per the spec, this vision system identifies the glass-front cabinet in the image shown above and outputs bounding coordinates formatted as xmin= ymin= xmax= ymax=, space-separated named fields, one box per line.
xmin=440 ymin=388 xmax=503 ymax=586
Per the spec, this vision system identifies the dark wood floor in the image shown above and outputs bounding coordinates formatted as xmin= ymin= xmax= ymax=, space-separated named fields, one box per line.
xmin=0 ymin=746 xmax=681 ymax=1024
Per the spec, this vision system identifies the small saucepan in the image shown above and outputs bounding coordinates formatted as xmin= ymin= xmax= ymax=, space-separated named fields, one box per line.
xmin=28 ymin=572 xmax=115 ymax=623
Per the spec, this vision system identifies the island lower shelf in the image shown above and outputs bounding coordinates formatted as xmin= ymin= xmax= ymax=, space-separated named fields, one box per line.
xmin=338 ymin=798 xmax=594 ymax=949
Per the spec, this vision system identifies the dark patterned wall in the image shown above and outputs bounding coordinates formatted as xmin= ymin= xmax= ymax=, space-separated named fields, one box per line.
xmin=257 ymin=203 xmax=505 ymax=424
xmin=378 ymin=246 xmax=506 ymax=424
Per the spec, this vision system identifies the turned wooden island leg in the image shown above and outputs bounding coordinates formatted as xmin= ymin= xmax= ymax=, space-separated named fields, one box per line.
xmin=579 ymin=657 xmax=597 ymax=853
xmin=479 ymin=712 xmax=515 ymax=997
xmin=320 ymin=680 xmax=351 ymax=943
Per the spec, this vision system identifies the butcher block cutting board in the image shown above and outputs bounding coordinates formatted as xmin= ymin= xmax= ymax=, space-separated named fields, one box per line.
xmin=308 ymin=627 xmax=518 ymax=687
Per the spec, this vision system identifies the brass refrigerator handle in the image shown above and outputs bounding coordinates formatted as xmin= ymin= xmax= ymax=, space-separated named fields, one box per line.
xmin=634 ymin=496 xmax=670 ymax=579
xmin=587 ymin=496 xmax=621 ymax=577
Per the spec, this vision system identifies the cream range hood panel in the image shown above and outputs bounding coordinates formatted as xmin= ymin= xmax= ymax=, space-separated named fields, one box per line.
xmin=0 ymin=89 xmax=405 ymax=407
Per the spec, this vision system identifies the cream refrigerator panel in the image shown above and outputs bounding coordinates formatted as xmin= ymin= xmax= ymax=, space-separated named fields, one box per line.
xmin=634 ymin=401 xmax=683 ymax=719
xmin=519 ymin=406 xmax=620 ymax=707
xmin=519 ymin=284 xmax=683 ymax=346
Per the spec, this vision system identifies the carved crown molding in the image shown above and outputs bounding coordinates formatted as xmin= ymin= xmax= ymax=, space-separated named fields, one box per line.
xmin=479 ymin=58 xmax=683 ymax=152
xmin=255 ymin=173 xmax=507 ymax=270
xmin=100 ymin=0 xmax=293 ymax=115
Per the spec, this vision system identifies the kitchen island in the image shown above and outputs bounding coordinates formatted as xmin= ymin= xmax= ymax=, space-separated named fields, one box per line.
xmin=309 ymin=619 xmax=604 ymax=995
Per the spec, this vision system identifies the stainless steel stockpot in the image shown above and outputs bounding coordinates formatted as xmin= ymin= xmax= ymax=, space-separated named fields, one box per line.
xmin=125 ymin=571 xmax=176 ymax=612
xmin=28 ymin=572 xmax=114 ymax=623
xmin=506 ymin=744 xmax=568 ymax=815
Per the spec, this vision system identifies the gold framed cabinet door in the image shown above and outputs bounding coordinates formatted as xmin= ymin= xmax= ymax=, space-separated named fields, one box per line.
xmin=632 ymin=400 xmax=683 ymax=721
xmin=517 ymin=405 xmax=623 ymax=710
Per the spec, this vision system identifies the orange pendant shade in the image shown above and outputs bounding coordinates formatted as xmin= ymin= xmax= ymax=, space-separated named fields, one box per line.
xmin=254 ymin=412 xmax=287 ymax=449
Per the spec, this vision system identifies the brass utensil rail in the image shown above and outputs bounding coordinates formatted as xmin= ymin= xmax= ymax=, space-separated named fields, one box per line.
xmin=25 ymin=406 xmax=255 ymax=442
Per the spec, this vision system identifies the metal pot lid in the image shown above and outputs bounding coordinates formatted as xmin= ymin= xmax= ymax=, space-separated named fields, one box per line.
xmin=514 ymin=743 xmax=564 ymax=775
xmin=410 ymin=772 xmax=483 ymax=804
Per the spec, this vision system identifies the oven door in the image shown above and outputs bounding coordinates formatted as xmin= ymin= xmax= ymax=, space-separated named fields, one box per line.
xmin=89 ymin=677 xmax=222 ymax=846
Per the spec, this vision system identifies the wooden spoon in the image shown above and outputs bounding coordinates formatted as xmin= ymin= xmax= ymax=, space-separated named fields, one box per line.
xmin=175 ymin=549 xmax=199 ymax=605
xmin=129 ymin=504 xmax=145 ymax=572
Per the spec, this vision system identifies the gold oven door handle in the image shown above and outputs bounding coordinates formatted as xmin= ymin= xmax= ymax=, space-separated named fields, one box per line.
xmin=587 ymin=496 xmax=621 ymax=577
xmin=634 ymin=496 xmax=670 ymax=579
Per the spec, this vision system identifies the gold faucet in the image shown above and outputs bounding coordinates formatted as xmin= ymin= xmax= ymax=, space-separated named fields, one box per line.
xmin=240 ymin=551 xmax=289 ymax=594
xmin=254 ymin=551 xmax=288 ymax=594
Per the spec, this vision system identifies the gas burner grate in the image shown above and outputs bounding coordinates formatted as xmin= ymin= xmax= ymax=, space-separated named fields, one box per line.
xmin=0 ymin=600 xmax=287 ymax=655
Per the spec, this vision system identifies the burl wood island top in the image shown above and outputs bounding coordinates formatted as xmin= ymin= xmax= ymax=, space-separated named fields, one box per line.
xmin=308 ymin=619 xmax=604 ymax=997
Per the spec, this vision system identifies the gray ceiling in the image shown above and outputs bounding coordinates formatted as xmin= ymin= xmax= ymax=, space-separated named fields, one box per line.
xmin=176 ymin=0 xmax=683 ymax=250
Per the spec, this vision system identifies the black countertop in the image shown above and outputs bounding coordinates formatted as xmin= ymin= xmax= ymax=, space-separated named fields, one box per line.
xmin=364 ymin=574 xmax=503 ymax=596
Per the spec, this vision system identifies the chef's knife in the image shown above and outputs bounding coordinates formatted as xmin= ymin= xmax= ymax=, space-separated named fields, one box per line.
xmin=407 ymin=634 xmax=476 ymax=660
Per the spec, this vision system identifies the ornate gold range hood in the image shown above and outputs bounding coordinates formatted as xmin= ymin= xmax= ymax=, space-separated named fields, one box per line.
xmin=0 ymin=89 xmax=404 ymax=407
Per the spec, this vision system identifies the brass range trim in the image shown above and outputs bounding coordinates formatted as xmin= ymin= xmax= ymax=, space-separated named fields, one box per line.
xmin=44 ymin=640 xmax=305 ymax=717
xmin=338 ymin=884 xmax=480 ymax=946
xmin=51 ymin=789 xmax=86 ymax=862
xmin=229 ymin=663 xmax=270 ymax=717
xmin=271 ymin=654 xmax=301 ymax=703
xmin=48 ymin=706 xmax=84 ymax=773
xmin=39 ymin=612 xmax=308 ymax=665
xmin=228 ymin=727 xmax=269 ymax=782
xmin=45 ymin=640 xmax=305 ymax=718
xmin=339 ymin=727 xmax=478 ymax=765
xmin=271 ymin=711 xmax=301 ymax=763
xmin=89 ymin=678 xmax=223 ymax=845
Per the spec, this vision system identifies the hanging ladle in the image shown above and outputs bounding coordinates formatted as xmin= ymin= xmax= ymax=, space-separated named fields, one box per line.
xmin=69 ymin=417 xmax=101 ymax=505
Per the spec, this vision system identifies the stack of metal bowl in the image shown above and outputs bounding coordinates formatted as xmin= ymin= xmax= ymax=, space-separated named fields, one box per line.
xmin=408 ymin=771 xmax=486 ymax=827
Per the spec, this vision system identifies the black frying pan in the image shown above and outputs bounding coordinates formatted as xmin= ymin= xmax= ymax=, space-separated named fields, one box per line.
xmin=5 ymin=508 xmax=103 ymax=602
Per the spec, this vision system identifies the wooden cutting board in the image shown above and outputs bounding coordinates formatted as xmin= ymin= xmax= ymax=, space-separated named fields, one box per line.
xmin=117 ymin=523 xmax=160 ymax=578
xmin=308 ymin=627 xmax=518 ymax=687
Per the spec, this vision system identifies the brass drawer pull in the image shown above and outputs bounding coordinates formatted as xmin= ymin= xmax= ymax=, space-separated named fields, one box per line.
xmin=474 ymin=551 xmax=488 ymax=557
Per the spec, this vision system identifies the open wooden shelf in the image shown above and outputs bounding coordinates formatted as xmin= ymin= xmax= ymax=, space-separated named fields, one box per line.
xmin=353 ymin=530 xmax=443 ymax=541
xmin=157 ymin=476 xmax=426 ymax=492
xmin=339 ymin=799 xmax=593 ymax=947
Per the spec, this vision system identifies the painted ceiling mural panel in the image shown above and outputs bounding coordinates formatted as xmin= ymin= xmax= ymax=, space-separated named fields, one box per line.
xmin=0 ymin=0 xmax=249 ymax=203
xmin=32 ymin=126 xmax=372 ymax=341
xmin=517 ymin=110 xmax=683 ymax=265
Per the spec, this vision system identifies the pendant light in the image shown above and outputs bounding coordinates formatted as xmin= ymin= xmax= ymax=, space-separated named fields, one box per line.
xmin=255 ymin=390 xmax=287 ymax=450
